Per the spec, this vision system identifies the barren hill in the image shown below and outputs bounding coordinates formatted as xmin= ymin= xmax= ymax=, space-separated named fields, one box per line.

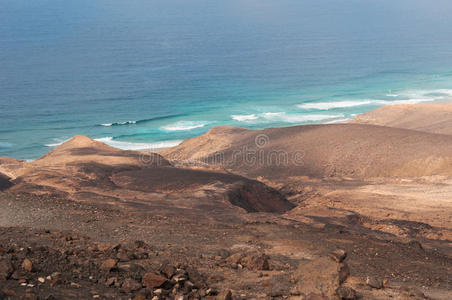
xmin=2 ymin=136 xmax=293 ymax=215
xmin=162 ymin=124 xmax=452 ymax=179
xmin=351 ymin=103 xmax=452 ymax=135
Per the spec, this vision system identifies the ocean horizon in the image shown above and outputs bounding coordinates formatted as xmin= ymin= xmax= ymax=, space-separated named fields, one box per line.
xmin=1 ymin=0 xmax=452 ymax=160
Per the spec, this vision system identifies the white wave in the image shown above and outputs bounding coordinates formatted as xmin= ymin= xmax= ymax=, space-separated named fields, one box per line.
xmin=101 ymin=120 xmax=137 ymax=127
xmin=45 ymin=136 xmax=182 ymax=150
xmin=376 ymin=98 xmax=436 ymax=105
xmin=297 ymin=97 xmax=438 ymax=111
xmin=324 ymin=118 xmax=352 ymax=124
xmin=45 ymin=138 xmax=70 ymax=147
xmin=161 ymin=121 xmax=206 ymax=131
xmin=261 ymin=112 xmax=344 ymax=123
xmin=95 ymin=137 xmax=182 ymax=150
xmin=386 ymin=94 xmax=399 ymax=97
xmin=231 ymin=114 xmax=258 ymax=122
xmin=297 ymin=100 xmax=374 ymax=110
xmin=392 ymin=89 xmax=452 ymax=100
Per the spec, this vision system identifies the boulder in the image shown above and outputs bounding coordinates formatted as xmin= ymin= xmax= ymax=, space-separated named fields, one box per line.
xmin=241 ymin=253 xmax=270 ymax=271
xmin=291 ymin=257 xmax=350 ymax=298
xmin=100 ymin=258 xmax=117 ymax=272
xmin=22 ymin=258 xmax=33 ymax=272
xmin=336 ymin=286 xmax=357 ymax=299
xmin=366 ymin=276 xmax=383 ymax=289
xmin=143 ymin=273 xmax=169 ymax=288
xmin=329 ymin=249 xmax=347 ymax=263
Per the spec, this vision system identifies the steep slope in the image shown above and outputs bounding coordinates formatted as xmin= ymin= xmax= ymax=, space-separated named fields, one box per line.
xmin=351 ymin=103 xmax=452 ymax=135
xmin=162 ymin=124 xmax=452 ymax=179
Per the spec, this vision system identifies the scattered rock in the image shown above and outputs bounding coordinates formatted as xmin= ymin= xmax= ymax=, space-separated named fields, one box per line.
xmin=336 ymin=286 xmax=357 ymax=299
xmin=0 ymin=258 xmax=14 ymax=280
xmin=398 ymin=286 xmax=428 ymax=299
xmin=22 ymin=258 xmax=33 ymax=272
xmin=291 ymin=257 xmax=351 ymax=298
xmin=1 ymin=288 xmax=16 ymax=296
xmin=100 ymin=258 xmax=117 ymax=272
xmin=143 ymin=272 xmax=169 ymax=288
xmin=105 ymin=277 xmax=118 ymax=286
xmin=329 ymin=249 xmax=347 ymax=263
xmin=408 ymin=240 xmax=423 ymax=250
xmin=50 ymin=272 xmax=62 ymax=281
xmin=366 ymin=276 xmax=383 ymax=289
xmin=216 ymin=290 xmax=232 ymax=300
xmin=38 ymin=277 xmax=45 ymax=283
xmin=241 ymin=252 xmax=270 ymax=270
xmin=305 ymin=293 xmax=329 ymax=300
xmin=134 ymin=292 xmax=148 ymax=300
xmin=226 ymin=253 xmax=243 ymax=265
xmin=121 ymin=278 xmax=142 ymax=293
xmin=159 ymin=262 xmax=176 ymax=278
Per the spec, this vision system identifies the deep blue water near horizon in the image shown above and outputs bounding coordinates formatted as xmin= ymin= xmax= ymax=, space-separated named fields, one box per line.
xmin=1 ymin=0 xmax=452 ymax=159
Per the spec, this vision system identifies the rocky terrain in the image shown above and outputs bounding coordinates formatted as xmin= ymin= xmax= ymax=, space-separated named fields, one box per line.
xmin=1 ymin=103 xmax=452 ymax=299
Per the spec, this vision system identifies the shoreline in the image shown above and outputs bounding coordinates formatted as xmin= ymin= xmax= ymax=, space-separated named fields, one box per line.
xmin=6 ymin=100 xmax=452 ymax=161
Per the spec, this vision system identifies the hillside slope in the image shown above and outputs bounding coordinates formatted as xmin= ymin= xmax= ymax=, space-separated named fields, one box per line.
xmin=162 ymin=124 xmax=452 ymax=179
xmin=351 ymin=103 xmax=452 ymax=135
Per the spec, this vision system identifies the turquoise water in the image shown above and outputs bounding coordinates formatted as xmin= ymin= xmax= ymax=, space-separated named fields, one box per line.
xmin=1 ymin=0 xmax=452 ymax=159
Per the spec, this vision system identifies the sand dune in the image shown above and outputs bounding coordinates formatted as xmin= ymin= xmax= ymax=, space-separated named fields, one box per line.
xmin=163 ymin=123 xmax=452 ymax=179
xmin=352 ymin=103 xmax=452 ymax=135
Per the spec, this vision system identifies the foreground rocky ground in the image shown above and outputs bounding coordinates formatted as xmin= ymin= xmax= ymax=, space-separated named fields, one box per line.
xmin=0 ymin=191 xmax=450 ymax=299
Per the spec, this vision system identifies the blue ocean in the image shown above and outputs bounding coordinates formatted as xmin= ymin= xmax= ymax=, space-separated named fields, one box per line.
xmin=1 ymin=0 xmax=452 ymax=159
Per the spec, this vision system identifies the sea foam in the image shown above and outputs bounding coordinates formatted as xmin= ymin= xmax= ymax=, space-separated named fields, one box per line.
xmin=231 ymin=114 xmax=258 ymax=122
xmin=101 ymin=120 xmax=137 ymax=127
xmin=297 ymin=100 xmax=374 ymax=110
xmin=45 ymin=137 xmax=182 ymax=150
xmin=261 ymin=112 xmax=344 ymax=123
xmin=161 ymin=121 xmax=207 ymax=131
xmin=297 ymin=97 xmax=437 ymax=110
xmin=95 ymin=137 xmax=182 ymax=150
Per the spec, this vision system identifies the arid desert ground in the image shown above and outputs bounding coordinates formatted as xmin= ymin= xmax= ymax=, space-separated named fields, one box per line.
xmin=0 ymin=103 xmax=451 ymax=299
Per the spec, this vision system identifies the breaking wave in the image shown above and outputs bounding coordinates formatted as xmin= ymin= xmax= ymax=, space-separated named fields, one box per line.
xmin=161 ymin=121 xmax=207 ymax=131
